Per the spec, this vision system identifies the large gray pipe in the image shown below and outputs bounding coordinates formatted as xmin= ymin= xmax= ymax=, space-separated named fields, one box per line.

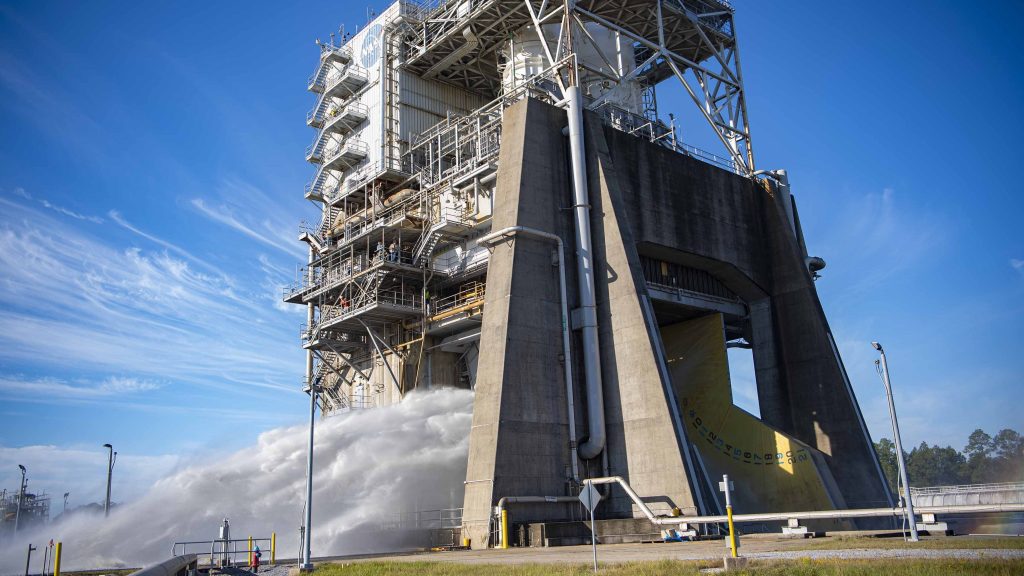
xmin=565 ymin=86 xmax=605 ymax=460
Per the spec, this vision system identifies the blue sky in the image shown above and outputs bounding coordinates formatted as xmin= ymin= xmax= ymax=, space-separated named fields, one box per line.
xmin=0 ymin=0 xmax=1021 ymax=505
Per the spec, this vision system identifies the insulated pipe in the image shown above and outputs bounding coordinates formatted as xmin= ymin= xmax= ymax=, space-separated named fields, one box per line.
xmin=480 ymin=226 xmax=579 ymax=482
xmin=496 ymin=495 xmax=579 ymax=549
xmin=564 ymin=85 xmax=606 ymax=461
xmin=581 ymin=476 xmax=1024 ymax=526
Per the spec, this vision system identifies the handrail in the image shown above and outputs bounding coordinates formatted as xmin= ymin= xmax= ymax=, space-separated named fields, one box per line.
xmin=324 ymin=63 xmax=369 ymax=96
xmin=909 ymin=482 xmax=1024 ymax=495
xmin=172 ymin=537 xmax=270 ymax=558
xmin=307 ymin=47 xmax=353 ymax=88
xmin=322 ymin=138 xmax=369 ymax=165
xmin=432 ymin=281 xmax=485 ymax=315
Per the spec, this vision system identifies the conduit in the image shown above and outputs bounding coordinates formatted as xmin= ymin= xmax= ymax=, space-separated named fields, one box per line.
xmin=424 ymin=28 xmax=479 ymax=78
xmin=582 ymin=476 xmax=1024 ymax=526
xmin=564 ymin=85 xmax=606 ymax=461
xmin=480 ymin=226 xmax=579 ymax=482
xmin=495 ymin=477 xmax=1024 ymax=549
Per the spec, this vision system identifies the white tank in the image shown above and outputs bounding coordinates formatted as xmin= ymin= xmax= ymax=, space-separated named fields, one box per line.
xmin=501 ymin=22 xmax=643 ymax=114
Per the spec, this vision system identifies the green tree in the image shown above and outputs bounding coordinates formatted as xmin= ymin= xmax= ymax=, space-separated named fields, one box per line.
xmin=906 ymin=442 xmax=966 ymax=487
xmin=874 ymin=438 xmax=900 ymax=492
xmin=991 ymin=429 xmax=1024 ymax=481
xmin=964 ymin=429 xmax=996 ymax=483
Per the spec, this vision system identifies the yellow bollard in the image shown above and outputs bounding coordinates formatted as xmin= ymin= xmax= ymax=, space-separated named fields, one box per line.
xmin=53 ymin=542 xmax=62 ymax=576
xmin=248 ymin=536 xmax=253 ymax=567
xmin=270 ymin=533 xmax=276 ymax=565
xmin=726 ymin=505 xmax=738 ymax=558
xmin=500 ymin=509 xmax=509 ymax=549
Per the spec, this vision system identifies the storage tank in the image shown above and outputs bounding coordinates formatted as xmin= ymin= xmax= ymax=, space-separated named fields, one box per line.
xmin=500 ymin=22 xmax=643 ymax=114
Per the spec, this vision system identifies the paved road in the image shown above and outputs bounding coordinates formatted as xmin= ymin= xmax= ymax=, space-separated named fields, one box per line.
xmin=316 ymin=537 xmax=1024 ymax=566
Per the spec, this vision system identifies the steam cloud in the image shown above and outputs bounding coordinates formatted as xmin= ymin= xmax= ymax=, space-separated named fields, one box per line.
xmin=0 ymin=389 xmax=473 ymax=574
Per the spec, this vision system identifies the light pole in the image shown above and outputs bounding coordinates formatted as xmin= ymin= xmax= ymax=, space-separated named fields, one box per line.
xmin=299 ymin=377 xmax=318 ymax=572
xmin=14 ymin=464 xmax=26 ymax=534
xmin=102 ymin=444 xmax=116 ymax=518
xmin=872 ymin=341 xmax=919 ymax=542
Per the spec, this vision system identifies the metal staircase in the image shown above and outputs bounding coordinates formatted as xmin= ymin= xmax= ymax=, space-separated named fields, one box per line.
xmin=307 ymin=45 xmax=352 ymax=93
xmin=412 ymin=195 xmax=474 ymax=265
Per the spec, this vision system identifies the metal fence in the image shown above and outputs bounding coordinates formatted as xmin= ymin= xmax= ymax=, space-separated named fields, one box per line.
xmin=909 ymin=482 xmax=1024 ymax=495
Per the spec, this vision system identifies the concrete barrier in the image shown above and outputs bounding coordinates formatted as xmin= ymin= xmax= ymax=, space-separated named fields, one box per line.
xmin=129 ymin=554 xmax=197 ymax=576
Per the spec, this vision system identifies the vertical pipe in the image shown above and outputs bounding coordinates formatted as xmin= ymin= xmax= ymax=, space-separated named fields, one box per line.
xmin=773 ymin=170 xmax=798 ymax=241
xmin=565 ymin=85 xmax=606 ymax=461
xmin=248 ymin=537 xmax=253 ymax=567
xmin=25 ymin=545 xmax=34 ymax=576
xmin=723 ymin=474 xmax=737 ymax=558
xmin=53 ymin=543 xmax=61 ymax=576
xmin=271 ymin=533 xmax=276 ymax=565
xmin=500 ymin=509 xmax=509 ymax=549
xmin=478 ymin=227 xmax=579 ymax=481
xmin=878 ymin=347 xmax=919 ymax=542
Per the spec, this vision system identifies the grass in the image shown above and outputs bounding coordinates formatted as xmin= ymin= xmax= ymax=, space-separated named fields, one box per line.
xmin=314 ymin=558 xmax=1024 ymax=576
xmin=793 ymin=536 xmax=1024 ymax=551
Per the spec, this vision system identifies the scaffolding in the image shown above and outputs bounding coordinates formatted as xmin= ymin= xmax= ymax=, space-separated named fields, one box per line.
xmin=290 ymin=0 xmax=756 ymax=414
xmin=1 ymin=488 xmax=50 ymax=534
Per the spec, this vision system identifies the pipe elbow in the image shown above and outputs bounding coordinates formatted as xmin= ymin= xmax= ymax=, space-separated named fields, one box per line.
xmin=577 ymin=430 xmax=606 ymax=460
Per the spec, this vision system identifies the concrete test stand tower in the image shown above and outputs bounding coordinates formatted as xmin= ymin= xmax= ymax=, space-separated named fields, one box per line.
xmin=286 ymin=0 xmax=894 ymax=548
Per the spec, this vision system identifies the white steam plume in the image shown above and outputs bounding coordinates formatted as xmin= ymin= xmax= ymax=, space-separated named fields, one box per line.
xmin=0 ymin=389 xmax=473 ymax=574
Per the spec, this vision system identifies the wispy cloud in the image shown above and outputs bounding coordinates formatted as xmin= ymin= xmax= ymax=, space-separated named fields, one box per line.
xmin=0 ymin=375 xmax=162 ymax=399
xmin=7 ymin=187 xmax=104 ymax=224
xmin=1012 ymin=258 xmax=1024 ymax=273
xmin=0 ymin=196 xmax=301 ymax=403
xmin=192 ymin=197 xmax=302 ymax=258
xmin=813 ymin=186 xmax=945 ymax=311
xmin=108 ymin=209 xmax=225 ymax=278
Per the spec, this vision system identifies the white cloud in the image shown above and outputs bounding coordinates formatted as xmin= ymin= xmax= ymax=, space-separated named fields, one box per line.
xmin=0 ymin=376 xmax=161 ymax=399
xmin=811 ymin=186 xmax=945 ymax=313
xmin=4 ymin=187 xmax=104 ymax=224
xmin=108 ymin=210 xmax=224 ymax=277
xmin=192 ymin=198 xmax=302 ymax=258
xmin=1011 ymin=258 xmax=1024 ymax=272
xmin=0 ymin=196 xmax=301 ymax=403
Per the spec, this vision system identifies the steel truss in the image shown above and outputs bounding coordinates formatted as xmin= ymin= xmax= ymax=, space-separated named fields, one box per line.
xmin=403 ymin=0 xmax=753 ymax=174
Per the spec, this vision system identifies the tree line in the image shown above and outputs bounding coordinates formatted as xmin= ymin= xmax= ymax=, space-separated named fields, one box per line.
xmin=874 ymin=428 xmax=1023 ymax=489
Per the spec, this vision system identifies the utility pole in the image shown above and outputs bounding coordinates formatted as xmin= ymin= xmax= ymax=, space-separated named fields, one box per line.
xmin=63 ymin=492 xmax=69 ymax=515
xmin=872 ymin=342 xmax=919 ymax=542
xmin=103 ymin=444 xmax=116 ymax=518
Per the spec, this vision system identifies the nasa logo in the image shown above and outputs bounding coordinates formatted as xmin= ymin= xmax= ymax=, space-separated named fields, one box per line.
xmin=361 ymin=24 xmax=382 ymax=68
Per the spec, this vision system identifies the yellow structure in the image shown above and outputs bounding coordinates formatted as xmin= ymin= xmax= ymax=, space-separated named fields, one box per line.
xmin=662 ymin=314 xmax=840 ymax=513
